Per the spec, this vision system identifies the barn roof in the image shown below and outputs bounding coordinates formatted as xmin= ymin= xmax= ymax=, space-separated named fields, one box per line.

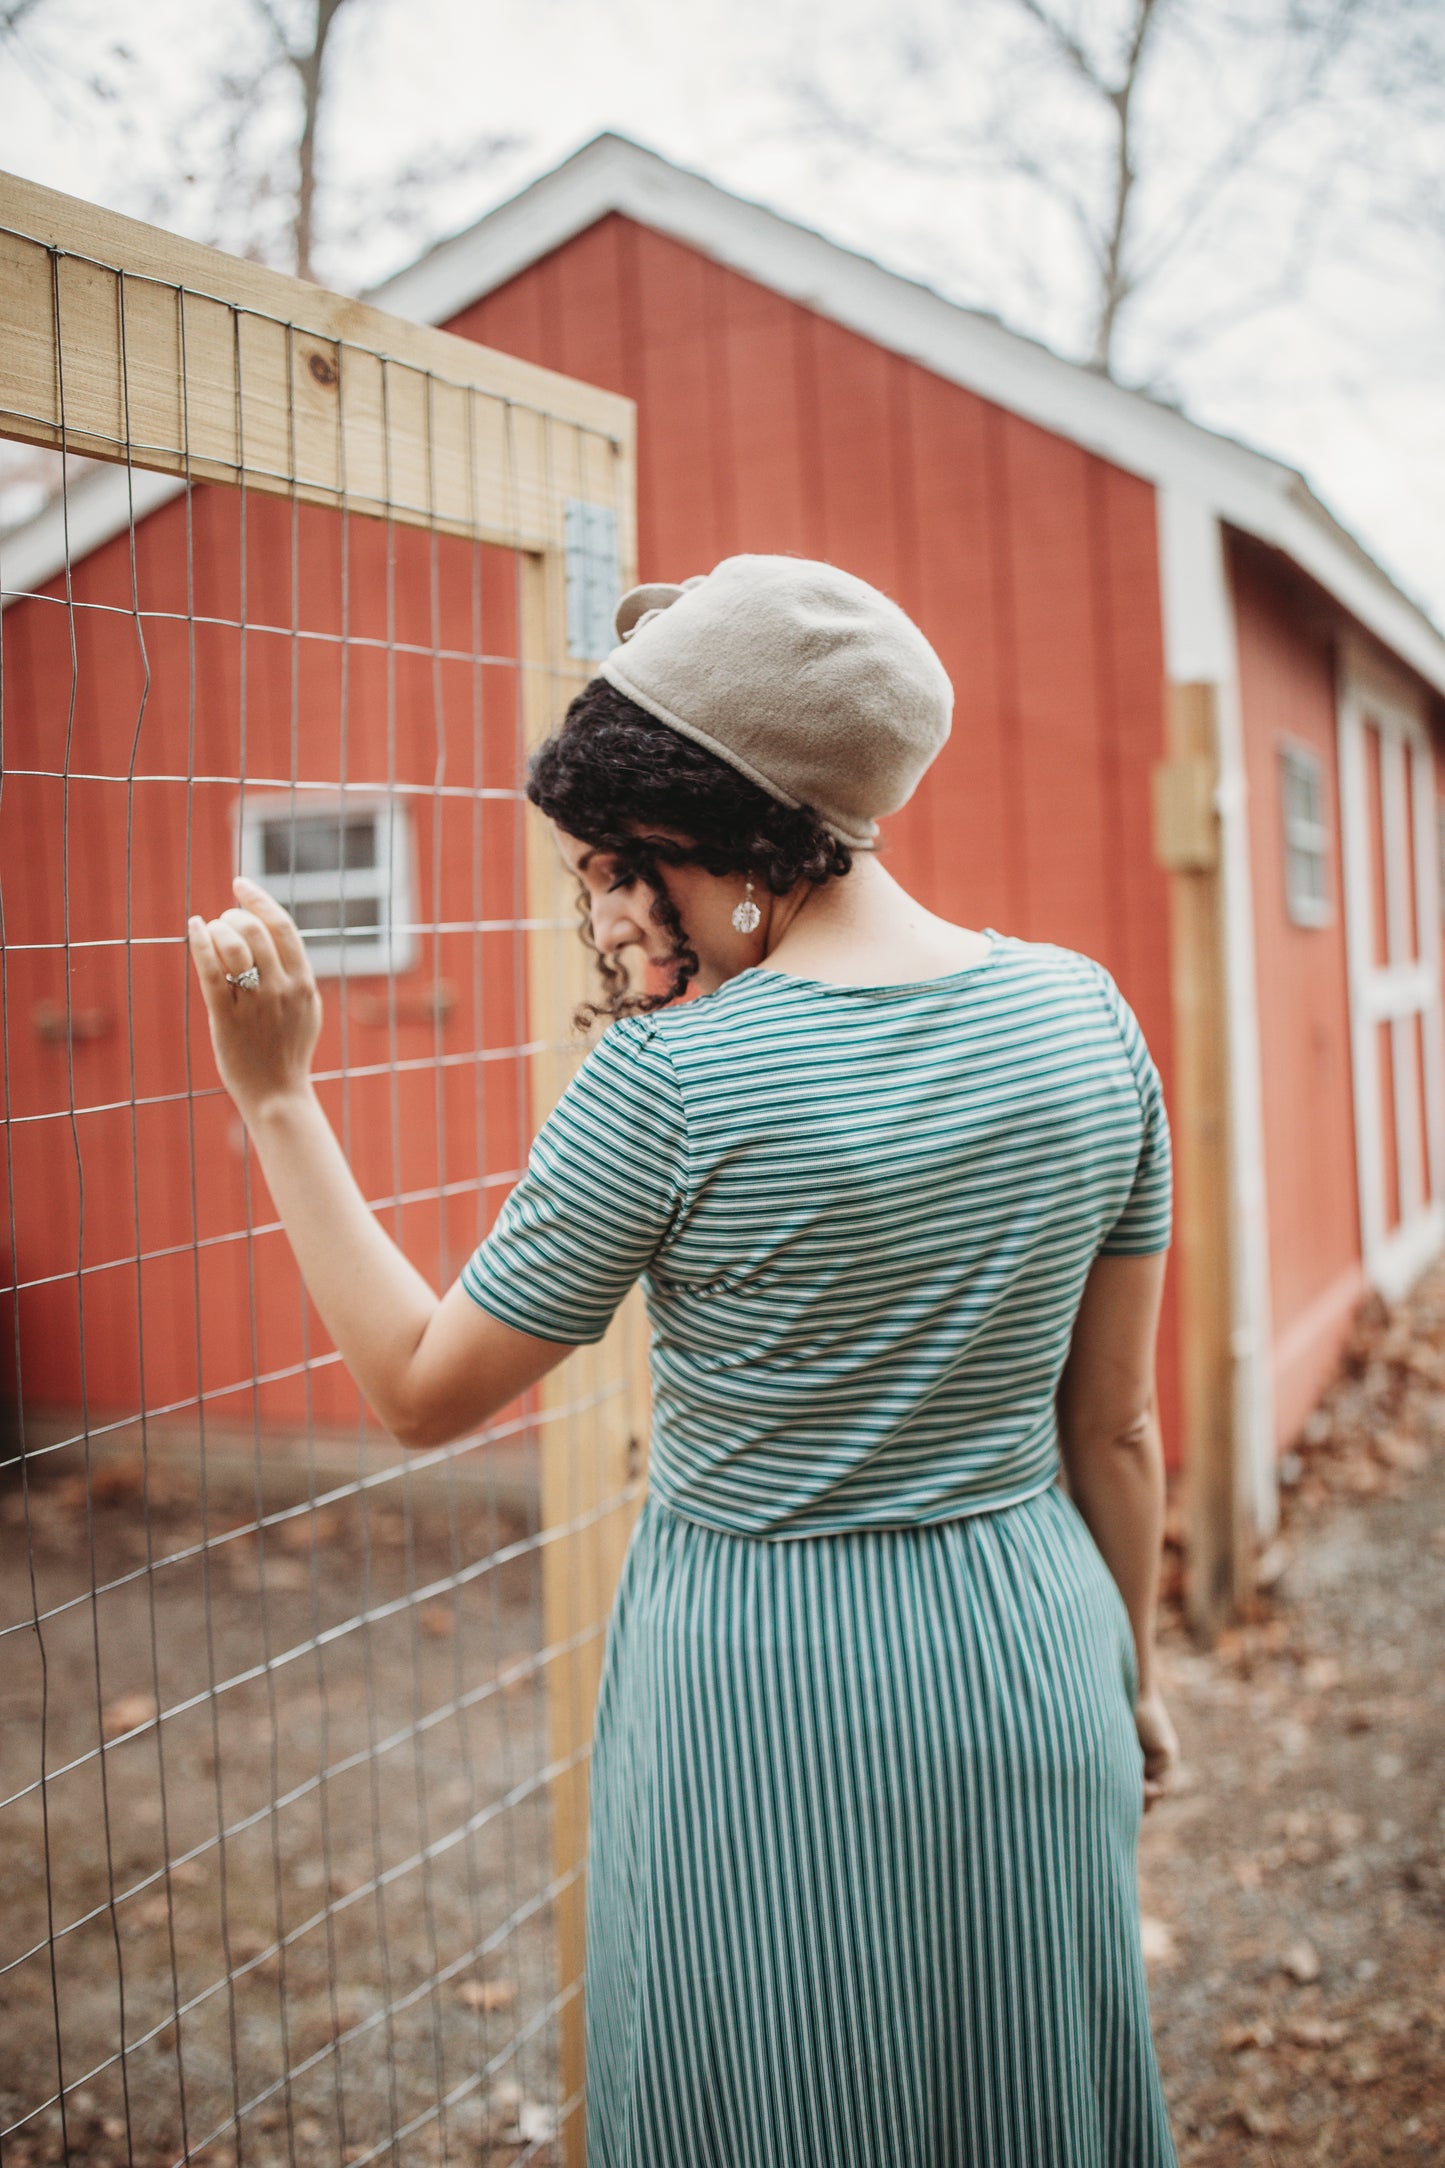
xmin=6 ymin=130 xmax=1445 ymax=699
xmin=370 ymin=131 xmax=1445 ymax=695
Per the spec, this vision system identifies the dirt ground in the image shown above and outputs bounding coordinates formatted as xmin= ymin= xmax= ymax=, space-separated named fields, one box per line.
xmin=1142 ymin=1254 xmax=1445 ymax=2164
xmin=0 ymin=1439 xmax=568 ymax=2168
xmin=4 ymin=1259 xmax=1442 ymax=2166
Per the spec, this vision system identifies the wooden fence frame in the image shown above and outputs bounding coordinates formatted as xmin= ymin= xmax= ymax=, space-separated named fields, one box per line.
xmin=1 ymin=167 xmax=640 ymax=2167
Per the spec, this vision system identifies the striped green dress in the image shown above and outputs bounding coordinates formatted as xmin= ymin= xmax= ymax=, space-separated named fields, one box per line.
xmin=462 ymin=930 xmax=1179 ymax=2167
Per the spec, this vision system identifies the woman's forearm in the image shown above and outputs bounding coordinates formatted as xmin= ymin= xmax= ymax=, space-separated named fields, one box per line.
xmin=1060 ymin=1409 xmax=1167 ymax=1697
xmin=243 ymin=1083 xmax=439 ymax=1440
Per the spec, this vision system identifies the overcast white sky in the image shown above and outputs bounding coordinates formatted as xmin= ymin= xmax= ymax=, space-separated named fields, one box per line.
xmin=6 ymin=0 xmax=1445 ymax=631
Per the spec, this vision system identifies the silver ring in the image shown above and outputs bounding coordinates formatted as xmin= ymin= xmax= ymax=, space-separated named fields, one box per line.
xmin=225 ymin=966 xmax=261 ymax=991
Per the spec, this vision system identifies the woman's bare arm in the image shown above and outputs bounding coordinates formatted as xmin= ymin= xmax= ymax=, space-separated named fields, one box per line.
xmin=188 ymin=878 xmax=574 ymax=1448
xmin=244 ymin=1087 xmax=573 ymax=1447
xmin=1056 ymin=1249 xmax=1179 ymax=1804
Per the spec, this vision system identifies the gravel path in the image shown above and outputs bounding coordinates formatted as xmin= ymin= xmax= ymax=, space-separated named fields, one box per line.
xmin=1143 ymin=1258 xmax=1445 ymax=2164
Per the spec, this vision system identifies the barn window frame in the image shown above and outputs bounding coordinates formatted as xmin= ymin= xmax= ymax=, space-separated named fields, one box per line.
xmin=1278 ymin=739 xmax=1332 ymax=928
xmin=235 ymin=794 xmax=418 ymax=979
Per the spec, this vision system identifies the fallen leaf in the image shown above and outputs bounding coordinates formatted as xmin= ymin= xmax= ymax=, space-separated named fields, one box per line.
xmin=1373 ymin=1431 xmax=1428 ymax=1473
xmin=1254 ymin=1540 xmax=1291 ymax=1590
xmin=1231 ymin=2098 xmax=1287 ymax=2136
xmin=1139 ymin=1916 xmax=1177 ymax=1967
xmin=1286 ymin=2014 xmax=1347 ymax=2047
xmin=1336 ymin=1458 xmax=1389 ymax=1496
xmin=94 ymin=1465 xmax=149 ymax=1500
xmin=259 ymin=1558 xmax=309 ymax=1591
xmin=456 ymin=1976 xmax=517 ymax=2011
xmin=277 ymin=1508 xmax=343 ymax=1552
xmin=102 ymin=1692 xmax=158 ymax=1740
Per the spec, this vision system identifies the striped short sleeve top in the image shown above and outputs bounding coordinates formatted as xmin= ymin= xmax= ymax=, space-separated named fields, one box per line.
xmin=461 ymin=930 xmax=1172 ymax=1540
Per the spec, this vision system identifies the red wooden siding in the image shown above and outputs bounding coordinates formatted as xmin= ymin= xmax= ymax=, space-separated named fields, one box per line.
xmin=1 ymin=211 xmax=1190 ymax=1473
xmin=448 ymin=214 xmax=1183 ymax=1466
xmin=1227 ymin=538 xmax=1365 ymax=1446
xmin=1 ymin=490 xmax=532 ymax=1436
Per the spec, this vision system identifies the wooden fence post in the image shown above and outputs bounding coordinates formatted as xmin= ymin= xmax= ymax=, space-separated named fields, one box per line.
xmin=1153 ymin=682 xmax=1250 ymax=1635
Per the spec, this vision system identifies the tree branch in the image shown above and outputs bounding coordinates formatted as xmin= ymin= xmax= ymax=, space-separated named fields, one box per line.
xmin=1090 ymin=0 xmax=1168 ymax=369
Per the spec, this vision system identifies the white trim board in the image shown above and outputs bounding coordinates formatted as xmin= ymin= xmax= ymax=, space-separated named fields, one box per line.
xmin=7 ymin=129 xmax=1445 ymax=703
xmin=1158 ymin=487 xmax=1278 ymax=1541
xmin=1336 ymin=640 xmax=1445 ymax=1301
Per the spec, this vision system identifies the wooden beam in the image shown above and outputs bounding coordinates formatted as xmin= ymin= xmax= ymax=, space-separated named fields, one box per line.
xmin=0 ymin=170 xmax=634 ymax=553
xmin=521 ymin=474 xmax=643 ymax=2165
xmin=1154 ymin=683 xmax=1247 ymax=1635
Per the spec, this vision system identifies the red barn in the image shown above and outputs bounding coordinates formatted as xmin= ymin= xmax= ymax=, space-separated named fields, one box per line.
xmin=6 ymin=133 xmax=1444 ymax=1592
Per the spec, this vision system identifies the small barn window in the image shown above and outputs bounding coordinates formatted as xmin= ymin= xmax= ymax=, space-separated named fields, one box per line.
xmin=237 ymin=798 xmax=417 ymax=978
xmin=1278 ymin=743 xmax=1331 ymax=927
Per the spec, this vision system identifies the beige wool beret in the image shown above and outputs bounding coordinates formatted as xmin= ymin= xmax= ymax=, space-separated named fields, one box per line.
xmin=598 ymin=554 xmax=953 ymax=850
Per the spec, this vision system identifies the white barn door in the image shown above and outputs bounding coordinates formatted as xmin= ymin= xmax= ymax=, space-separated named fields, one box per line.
xmin=1338 ymin=646 xmax=1445 ymax=1298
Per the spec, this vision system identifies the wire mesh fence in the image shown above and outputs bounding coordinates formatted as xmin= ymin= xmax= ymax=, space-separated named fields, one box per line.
xmin=0 ymin=173 xmax=640 ymax=2168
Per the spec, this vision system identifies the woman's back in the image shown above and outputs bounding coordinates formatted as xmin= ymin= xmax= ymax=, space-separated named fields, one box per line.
xmin=462 ymin=929 xmax=1172 ymax=1538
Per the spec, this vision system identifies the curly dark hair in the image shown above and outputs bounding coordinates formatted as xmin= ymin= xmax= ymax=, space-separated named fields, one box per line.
xmin=525 ymin=677 xmax=858 ymax=1030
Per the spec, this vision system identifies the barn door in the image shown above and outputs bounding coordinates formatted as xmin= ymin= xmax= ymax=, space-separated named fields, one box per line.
xmin=1338 ymin=651 xmax=1445 ymax=1298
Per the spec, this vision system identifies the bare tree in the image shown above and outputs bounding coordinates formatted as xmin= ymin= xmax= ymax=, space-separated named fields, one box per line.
xmin=0 ymin=0 xmax=137 ymax=135
xmin=2 ymin=0 xmax=524 ymax=290
xmin=785 ymin=0 xmax=1439 ymax=388
xmin=250 ymin=0 xmax=352 ymax=280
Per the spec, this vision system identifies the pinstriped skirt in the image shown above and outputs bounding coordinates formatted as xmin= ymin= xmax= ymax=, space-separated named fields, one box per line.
xmin=583 ymin=1479 xmax=1179 ymax=2167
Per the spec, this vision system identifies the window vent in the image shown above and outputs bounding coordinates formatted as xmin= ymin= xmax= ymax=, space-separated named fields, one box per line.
xmin=1279 ymin=742 xmax=1331 ymax=928
xmin=237 ymin=798 xmax=416 ymax=978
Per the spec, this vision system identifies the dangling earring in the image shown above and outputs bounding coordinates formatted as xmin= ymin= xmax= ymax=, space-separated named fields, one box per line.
xmin=731 ymin=873 xmax=761 ymax=934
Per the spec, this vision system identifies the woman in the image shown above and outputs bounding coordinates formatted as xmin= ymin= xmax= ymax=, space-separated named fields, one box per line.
xmin=189 ymin=553 xmax=1181 ymax=2167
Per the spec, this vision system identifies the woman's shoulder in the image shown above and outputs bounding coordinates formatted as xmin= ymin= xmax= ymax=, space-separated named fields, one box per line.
xmin=600 ymin=938 xmax=1124 ymax=1045
xmin=1015 ymin=936 xmax=1121 ymax=999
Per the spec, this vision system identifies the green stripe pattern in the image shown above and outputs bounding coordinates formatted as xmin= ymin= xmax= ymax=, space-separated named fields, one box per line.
xmin=584 ymin=1480 xmax=1178 ymax=2165
xmin=462 ymin=931 xmax=1178 ymax=2163
xmin=462 ymin=932 xmax=1172 ymax=1539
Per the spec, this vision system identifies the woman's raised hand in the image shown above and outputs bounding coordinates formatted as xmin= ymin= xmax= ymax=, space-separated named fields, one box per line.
xmin=187 ymin=876 xmax=323 ymax=1124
